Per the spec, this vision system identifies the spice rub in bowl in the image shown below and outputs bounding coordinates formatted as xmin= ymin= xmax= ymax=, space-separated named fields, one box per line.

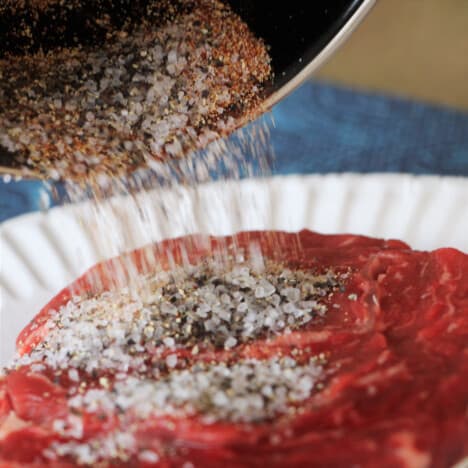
xmin=0 ymin=0 xmax=272 ymax=181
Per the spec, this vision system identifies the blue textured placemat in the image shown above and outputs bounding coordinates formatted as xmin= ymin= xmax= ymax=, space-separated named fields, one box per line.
xmin=1 ymin=80 xmax=468 ymax=222
xmin=271 ymin=81 xmax=468 ymax=175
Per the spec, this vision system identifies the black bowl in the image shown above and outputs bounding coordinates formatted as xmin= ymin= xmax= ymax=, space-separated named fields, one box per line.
xmin=226 ymin=0 xmax=373 ymax=97
xmin=0 ymin=0 xmax=373 ymax=100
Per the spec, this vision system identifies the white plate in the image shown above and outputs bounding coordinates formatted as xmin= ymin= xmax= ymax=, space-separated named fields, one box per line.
xmin=2 ymin=173 xmax=468 ymax=365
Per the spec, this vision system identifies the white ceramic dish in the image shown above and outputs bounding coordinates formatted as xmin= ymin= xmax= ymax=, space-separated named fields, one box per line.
xmin=2 ymin=173 xmax=468 ymax=365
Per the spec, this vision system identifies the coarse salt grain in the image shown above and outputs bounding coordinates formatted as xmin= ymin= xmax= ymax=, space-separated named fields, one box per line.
xmin=68 ymin=369 xmax=79 ymax=382
xmin=138 ymin=450 xmax=160 ymax=463
xmin=166 ymin=354 xmax=178 ymax=368
xmin=224 ymin=336 xmax=237 ymax=349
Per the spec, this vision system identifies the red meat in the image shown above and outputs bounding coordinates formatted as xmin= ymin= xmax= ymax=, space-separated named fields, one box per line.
xmin=0 ymin=230 xmax=466 ymax=467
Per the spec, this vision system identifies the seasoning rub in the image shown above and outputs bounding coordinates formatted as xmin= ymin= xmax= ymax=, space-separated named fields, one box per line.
xmin=15 ymin=259 xmax=340 ymax=374
xmin=0 ymin=0 xmax=272 ymax=181
xmin=6 ymin=256 xmax=341 ymax=464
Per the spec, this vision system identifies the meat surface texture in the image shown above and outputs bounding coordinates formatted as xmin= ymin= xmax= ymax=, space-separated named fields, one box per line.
xmin=0 ymin=230 xmax=467 ymax=467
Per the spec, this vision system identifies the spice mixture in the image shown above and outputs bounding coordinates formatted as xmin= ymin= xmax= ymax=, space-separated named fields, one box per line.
xmin=13 ymin=258 xmax=340 ymax=374
xmin=0 ymin=0 xmax=272 ymax=181
xmin=49 ymin=356 xmax=324 ymax=464
xmin=5 ymin=255 xmax=342 ymax=464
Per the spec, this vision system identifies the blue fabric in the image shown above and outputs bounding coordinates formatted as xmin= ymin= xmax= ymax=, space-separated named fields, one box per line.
xmin=271 ymin=81 xmax=468 ymax=175
xmin=0 ymin=180 xmax=52 ymax=222
xmin=1 ymin=80 xmax=468 ymax=222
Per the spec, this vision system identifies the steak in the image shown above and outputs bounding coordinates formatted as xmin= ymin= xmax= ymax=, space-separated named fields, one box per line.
xmin=0 ymin=230 xmax=466 ymax=467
